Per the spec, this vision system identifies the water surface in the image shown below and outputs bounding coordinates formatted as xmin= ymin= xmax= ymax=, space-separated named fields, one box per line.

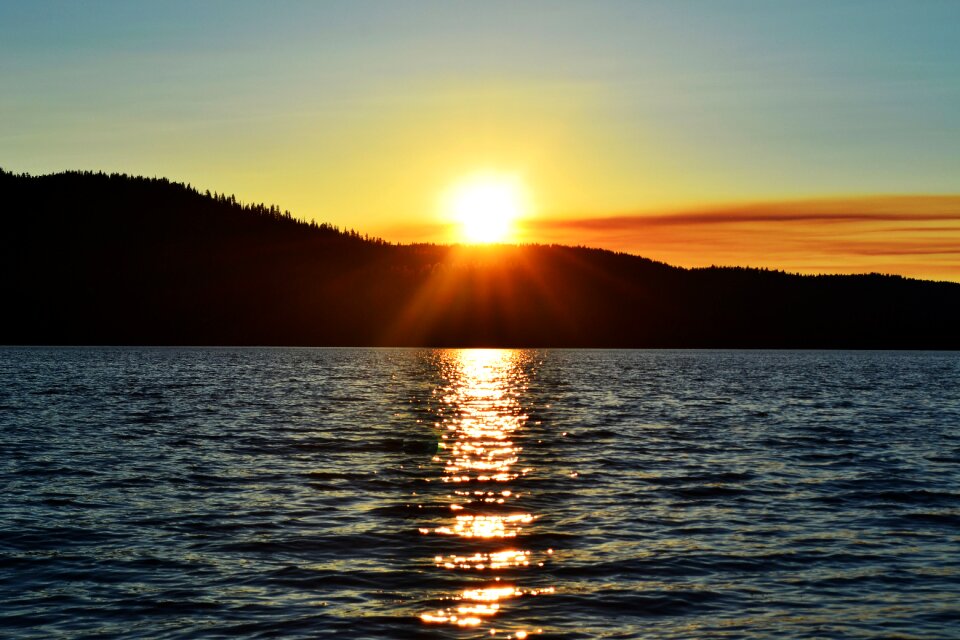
xmin=2 ymin=348 xmax=959 ymax=638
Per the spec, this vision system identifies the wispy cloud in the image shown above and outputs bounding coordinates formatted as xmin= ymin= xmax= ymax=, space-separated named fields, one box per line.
xmin=516 ymin=196 xmax=960 ymax=281
xmin=528 ymin=196 xmax=960 ymax=230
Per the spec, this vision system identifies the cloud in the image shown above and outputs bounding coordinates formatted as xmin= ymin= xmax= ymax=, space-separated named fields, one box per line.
xmin=526 ymin=196 xmax=960 ymax=231
xmin=518 ymin=196 xmax=960 ymax=281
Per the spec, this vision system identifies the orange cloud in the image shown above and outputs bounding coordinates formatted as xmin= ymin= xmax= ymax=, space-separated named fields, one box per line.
xmin=534 ymin=196 xmax=960 ymax=228
xmin=517 ymin=196 xmax=960 ymax=282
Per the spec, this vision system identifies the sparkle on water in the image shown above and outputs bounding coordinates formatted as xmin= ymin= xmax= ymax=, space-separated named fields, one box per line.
xmin=418 ymin=349 xmax=548 ymax=638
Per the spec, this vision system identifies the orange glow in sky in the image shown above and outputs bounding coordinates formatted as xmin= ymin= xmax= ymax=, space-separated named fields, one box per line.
xmin=385 ymin=194 xmax=960 ymax=282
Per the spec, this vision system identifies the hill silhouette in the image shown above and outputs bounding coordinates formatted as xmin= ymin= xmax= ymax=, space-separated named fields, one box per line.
xmin=2 ymin=169 xmax=958 ymax=348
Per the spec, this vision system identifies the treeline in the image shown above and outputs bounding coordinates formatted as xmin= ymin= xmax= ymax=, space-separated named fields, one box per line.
xmin=1 ymin=168 xmax=958 ymax=348
xmin=0 ymin=169 xmax=381 ymax=242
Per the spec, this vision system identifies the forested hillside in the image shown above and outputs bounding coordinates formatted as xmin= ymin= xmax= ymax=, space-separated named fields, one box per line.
xmin=3 ymin=169 xmax=958 ymax=347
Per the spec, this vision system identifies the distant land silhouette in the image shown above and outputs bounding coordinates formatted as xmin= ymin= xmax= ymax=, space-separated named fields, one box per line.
xmin=2 ymin=169 xmax=958 ymax=348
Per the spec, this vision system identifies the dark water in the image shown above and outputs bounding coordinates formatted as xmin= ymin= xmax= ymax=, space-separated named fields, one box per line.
xmin=2 ymin=348 xmax=959 ymax=639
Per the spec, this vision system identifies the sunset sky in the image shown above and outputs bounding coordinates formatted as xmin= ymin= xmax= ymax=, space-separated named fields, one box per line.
xmin=2 ymin=1 xmax=959 ymax=280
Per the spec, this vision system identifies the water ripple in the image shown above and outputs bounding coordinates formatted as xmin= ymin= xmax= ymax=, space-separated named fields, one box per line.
xmin=1 ymin=347 xmax=959 ymax=638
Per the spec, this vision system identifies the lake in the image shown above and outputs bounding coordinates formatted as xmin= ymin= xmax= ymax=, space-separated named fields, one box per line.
xmin=2 ymin=348 xmax=959 ymax=638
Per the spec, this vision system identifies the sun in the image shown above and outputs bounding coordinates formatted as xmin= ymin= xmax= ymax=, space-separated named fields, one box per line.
xmin=444 ymin=173 xmax=529 ymax=244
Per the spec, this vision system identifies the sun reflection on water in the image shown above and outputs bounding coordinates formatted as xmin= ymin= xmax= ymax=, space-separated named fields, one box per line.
xmin=418 ymin=349 xmax=552 ymax=637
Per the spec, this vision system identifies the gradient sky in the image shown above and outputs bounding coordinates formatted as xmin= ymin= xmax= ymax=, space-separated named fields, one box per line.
xmin=2 ymin=1 xmax=959 ymax=279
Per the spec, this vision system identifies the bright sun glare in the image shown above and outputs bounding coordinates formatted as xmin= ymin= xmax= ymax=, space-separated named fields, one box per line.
xmin=446 ymin=174 xmax=528 ymax=244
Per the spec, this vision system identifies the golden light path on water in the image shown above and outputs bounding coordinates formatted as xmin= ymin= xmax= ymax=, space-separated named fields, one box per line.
xmin=419 ymin=350 xmax=554 ymax=637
